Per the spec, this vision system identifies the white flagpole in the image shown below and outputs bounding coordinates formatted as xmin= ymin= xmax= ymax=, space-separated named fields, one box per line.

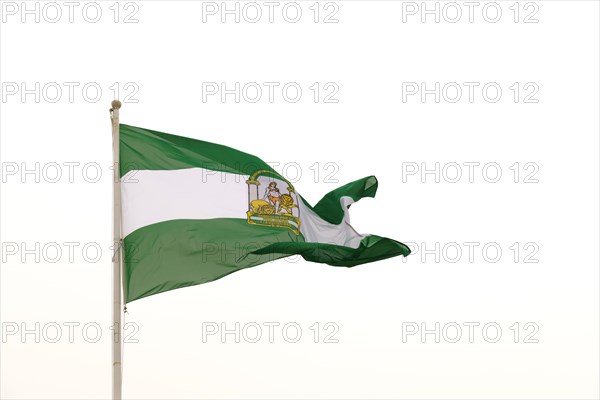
xmin=110 ymin=100 xmax=123 ymax=400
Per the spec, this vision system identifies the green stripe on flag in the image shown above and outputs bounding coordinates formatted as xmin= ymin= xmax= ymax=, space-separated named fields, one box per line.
xmin=123 ymin=218 xmax=304 ymax=302
xmin=120 ymin=124 xmax=278 ymax=178
xmin=123 ymin=218 xmax=409 ymax=302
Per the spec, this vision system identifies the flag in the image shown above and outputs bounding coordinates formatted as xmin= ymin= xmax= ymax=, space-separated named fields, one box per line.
xmin=120 ymin=124 xmax=410 ymax=302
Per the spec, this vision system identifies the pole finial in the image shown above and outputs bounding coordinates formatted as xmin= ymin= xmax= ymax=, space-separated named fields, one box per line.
xmin=111 ymin=100 xmax=122 ymax=110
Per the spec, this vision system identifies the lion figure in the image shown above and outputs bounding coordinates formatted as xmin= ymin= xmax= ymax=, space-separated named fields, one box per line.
xmin=251 ymin=195 xmax=296 ymax=216
xmin=250 ymin=200 xmax=276 ymax=214
xmin=277 ymin=193 xmax=297 ymax=215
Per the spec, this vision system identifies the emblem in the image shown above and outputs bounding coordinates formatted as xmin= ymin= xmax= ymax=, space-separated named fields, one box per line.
xmin=246 ymin=170 xmax=301 ymax=235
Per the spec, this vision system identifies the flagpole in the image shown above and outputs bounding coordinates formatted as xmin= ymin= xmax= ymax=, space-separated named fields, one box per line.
xmin=110 ymin=99 xmax=123 ymax=400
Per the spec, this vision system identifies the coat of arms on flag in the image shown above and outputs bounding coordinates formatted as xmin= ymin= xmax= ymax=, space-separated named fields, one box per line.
xmin=246 ymin=171 xmax=301 ymax=235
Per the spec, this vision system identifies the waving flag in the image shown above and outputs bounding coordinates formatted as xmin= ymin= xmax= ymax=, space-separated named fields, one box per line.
xmin=119 ymin=124 xmax=410 ymax=302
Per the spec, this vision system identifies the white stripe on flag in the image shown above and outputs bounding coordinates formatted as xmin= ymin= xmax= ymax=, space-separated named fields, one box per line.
xmin=121 ymin=168 xmax=365 ymax=248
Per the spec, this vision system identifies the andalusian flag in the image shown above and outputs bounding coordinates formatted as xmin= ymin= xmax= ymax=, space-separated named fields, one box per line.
xmin=120 ymin=124 xmax=410 ymax=302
